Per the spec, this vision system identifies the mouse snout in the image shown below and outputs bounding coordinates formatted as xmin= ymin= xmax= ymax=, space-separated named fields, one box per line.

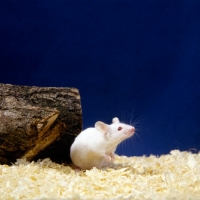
xmin=127 ymin=126 xmax=135 ymax=135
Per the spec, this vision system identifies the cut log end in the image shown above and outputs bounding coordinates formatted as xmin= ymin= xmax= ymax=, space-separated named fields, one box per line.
xmin=0 ymin=83 xmax=82 ymax=164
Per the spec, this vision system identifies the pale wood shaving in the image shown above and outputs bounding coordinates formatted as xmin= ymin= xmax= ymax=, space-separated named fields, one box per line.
xmin=0 ymin=150 xmax=200 ymax=199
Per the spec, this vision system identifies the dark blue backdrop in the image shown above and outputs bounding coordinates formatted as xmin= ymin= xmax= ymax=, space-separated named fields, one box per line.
xmin=0 ymin=0 xmax=200 ymax=156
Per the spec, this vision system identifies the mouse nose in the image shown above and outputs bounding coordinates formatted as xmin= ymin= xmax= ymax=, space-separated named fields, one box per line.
xmin=129 ymin=127 xmax=135 ymax=133
xmin=131 ymin=127 xmax=135 ymax=132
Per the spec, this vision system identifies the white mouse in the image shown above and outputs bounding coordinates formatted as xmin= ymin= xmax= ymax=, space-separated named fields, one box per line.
xmin=70 ymin=117 xmax=135 ymax=170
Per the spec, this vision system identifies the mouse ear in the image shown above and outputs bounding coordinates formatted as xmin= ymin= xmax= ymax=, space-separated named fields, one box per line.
xmin=112 ymin=117 xmax=120 ymax=124
xmin=95 ymin=121 xmax=108 ymax=134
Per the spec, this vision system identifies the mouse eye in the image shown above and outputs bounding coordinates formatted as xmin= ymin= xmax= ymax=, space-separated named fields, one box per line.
xmin=118 ymin=127 xmax=122 ymax=131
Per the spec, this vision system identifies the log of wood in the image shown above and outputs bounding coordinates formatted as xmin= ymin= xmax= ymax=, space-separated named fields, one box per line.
xmin=0 ymin=83 xmax=82 ymax=164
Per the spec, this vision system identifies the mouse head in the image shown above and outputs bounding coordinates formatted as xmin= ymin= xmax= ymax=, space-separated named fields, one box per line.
xmin=95 ymin=117 xmax=135 ymax=144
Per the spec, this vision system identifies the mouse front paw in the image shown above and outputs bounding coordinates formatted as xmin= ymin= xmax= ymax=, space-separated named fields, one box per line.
xmin=110 ymin=153 xmax=115 ymax=162
xmin=104 ymin=155 xmax=111 ymax=162
xmin=103 ymin=153 xmax=115 ymax=163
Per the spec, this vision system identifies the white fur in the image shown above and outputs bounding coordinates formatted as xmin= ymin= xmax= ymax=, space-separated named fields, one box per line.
xmin=70 ymin=117 xmax=135 ymax=169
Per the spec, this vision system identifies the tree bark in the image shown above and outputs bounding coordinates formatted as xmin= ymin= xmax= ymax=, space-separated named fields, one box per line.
xmin=0 ymin=83 xmax=82 ymax=164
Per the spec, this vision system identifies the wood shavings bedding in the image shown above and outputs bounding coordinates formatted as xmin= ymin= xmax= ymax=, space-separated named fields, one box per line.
xmin=0 ymin=150 xmax=200 ymax=200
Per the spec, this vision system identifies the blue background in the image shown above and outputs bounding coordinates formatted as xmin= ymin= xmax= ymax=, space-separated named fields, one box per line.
xmin=0 ymin=0 xmax=200 ymax=156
